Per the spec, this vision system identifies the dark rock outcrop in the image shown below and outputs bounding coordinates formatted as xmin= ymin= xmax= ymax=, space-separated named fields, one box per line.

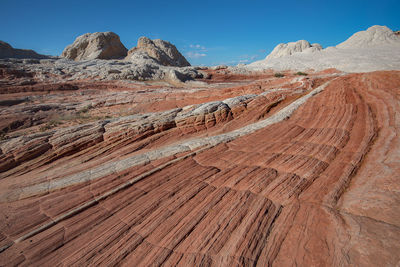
xmin=0 ymin=41 xmax=49 ymax=59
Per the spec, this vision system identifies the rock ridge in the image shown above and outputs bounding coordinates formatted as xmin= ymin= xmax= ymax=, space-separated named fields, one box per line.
xmin=0 ymin=41 xmax=49 ymax=59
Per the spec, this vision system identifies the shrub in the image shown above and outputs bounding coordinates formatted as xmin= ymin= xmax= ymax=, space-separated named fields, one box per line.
xmin=78 ymin=104 xmax=93 ymax=114
xmin=39 ymin=120 xmax=61 ymax=132
xmin=274 ymin=73 xmax=284 ymax=78
xmin=295 ymin=71 xmax=308 ymax=76
xmin=0 ymin=131 xmax=8 ymax=141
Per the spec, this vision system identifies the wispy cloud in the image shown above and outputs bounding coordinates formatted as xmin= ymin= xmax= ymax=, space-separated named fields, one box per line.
xmin=39 ymin=48 xmax=58 ymax=55
xmin=240 ymin=54 xmax=259 ymax=61
xmin=186 ymin=51 xmax=207 ymax=59
xmin=189 ymin=44 xmax=206 ymax=50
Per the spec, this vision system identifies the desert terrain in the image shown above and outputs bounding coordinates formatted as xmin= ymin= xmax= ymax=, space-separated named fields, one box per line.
xmin=0 ymin=26 xmax=399 ymax=266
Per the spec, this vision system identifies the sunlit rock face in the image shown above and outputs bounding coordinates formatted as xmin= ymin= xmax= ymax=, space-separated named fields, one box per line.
xmin=61 ymin=32 xmax=128 ymax=61
xmin=126 ymin=36 xmax=190 ymax=67
xmin=0 ymin=27 xmax=400 ymax=266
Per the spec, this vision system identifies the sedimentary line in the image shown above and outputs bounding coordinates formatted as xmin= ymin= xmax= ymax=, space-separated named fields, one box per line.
xmin=0 ymin=80 xmax=332 ymax=204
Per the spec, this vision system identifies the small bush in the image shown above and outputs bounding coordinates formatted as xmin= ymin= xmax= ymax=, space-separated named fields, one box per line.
xmin=78 ymin=104 xmax=93 ymax=114
xmin=39 ymin=124 xmax=52 ymax=132
xmin=39 ymin=120 xmax=61 ymax=132
xmin=0 ymin=131 xmax=8 ymax=141
xmin=274 ymin=73 xmax=284 ymax=78
xmin=295 ymin=71 xmax=308 ymax=76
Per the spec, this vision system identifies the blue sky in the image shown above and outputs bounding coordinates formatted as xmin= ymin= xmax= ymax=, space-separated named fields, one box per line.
xmin=2 ymin=0 xmax=399 ymax=66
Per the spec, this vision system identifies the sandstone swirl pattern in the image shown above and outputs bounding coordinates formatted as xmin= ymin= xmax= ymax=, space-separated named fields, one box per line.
xmin=0 ymin=69 xmax=399 ymax=266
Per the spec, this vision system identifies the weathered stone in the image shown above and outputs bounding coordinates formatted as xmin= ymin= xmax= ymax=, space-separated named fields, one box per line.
xmin=0 ymin=27 xmax=399 ymax=267
xmin=61 ymin=32 xmax=128 ymax=61
xmin=126 ymin=36 xmax=190 ymax=67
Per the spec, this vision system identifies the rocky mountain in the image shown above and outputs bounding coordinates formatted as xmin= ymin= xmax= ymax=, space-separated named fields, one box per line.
xmin=265 ymin=40 xmax=322 ymax=60
xmin=126 ymin=36 xmax=190 ymax=67
xmin=0 ymin=41 xmax=49 ymax=59
xmin=61 ymin=32 xmax=128 ymax=61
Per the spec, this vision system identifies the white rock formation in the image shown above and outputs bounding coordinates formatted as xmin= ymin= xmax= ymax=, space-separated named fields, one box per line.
xmin=0 ymin=56 xmax=203 ymax=83
xmin=336 ymin=25 xmax=400 ymax=48
xmin=126 ymin=37 xmax=190 ymax=67
xmin=61 ymin=32 xmax=128 ymax=61
xmin=266 ymin=40 xmax=322 ymax=60
xmin=247 ymin=25 xmax=400 ymax=73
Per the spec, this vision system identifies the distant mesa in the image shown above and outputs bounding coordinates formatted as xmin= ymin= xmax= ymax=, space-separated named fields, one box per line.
xmin=126 ymin=36 xmax=191 ymax=67
xmin=0 ymin=41 xmax=49 ymax=59
xmin=61 ymin=32 xmax=128 ymax=61
xmin=266 ymin=40 xmax=322 ymax=60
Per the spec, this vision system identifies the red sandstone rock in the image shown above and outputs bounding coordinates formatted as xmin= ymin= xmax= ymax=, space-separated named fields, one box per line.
xmin=0 ymin=70 xmax=399 ymax=266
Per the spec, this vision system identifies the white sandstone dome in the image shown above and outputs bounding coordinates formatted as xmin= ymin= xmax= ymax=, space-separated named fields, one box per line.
xmin=266 ymin=40 xmax=322 ymax=60
xmin=247 ymin=25 xmax=400 ymax=73
xmin=62 ymin=32 xmax=128 ymax=61
xmin=125 ymin=37 xmax=190 ymax=67
xmin=336 ymin=25 xmax=400 ymax=49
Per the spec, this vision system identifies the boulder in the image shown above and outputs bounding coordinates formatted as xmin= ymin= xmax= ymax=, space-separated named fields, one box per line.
xmin=126 ymin=37 xmax=190 ymax=67
xmin=0 ymin=41 xmax=49 ymax=59
xmin=266 ymin=40 xmax=322 ymax=60
xmin=61 ymin=32 xmax=128 ymax=61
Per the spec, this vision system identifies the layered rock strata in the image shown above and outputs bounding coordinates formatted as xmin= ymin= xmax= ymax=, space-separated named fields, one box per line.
xmin=0 ymin=70 xmax=399 ymax=266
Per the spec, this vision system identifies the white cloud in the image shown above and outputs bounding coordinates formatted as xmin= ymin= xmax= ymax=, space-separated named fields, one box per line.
xmin=189 ymin=44 xmax=206 ymax=50
xmin=186 ymin=51 xmax=207 ymax=59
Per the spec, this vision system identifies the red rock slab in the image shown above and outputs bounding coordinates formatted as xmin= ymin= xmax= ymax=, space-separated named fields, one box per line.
xmin=0 ymin=71 xmax=399 ymax=266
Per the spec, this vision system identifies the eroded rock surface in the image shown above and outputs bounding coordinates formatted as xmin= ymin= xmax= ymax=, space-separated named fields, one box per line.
xmin=0 ymin=66 xmax=399 ymax=266
xmin=126 ymin=37 xmax=190 ymax=67
xmin=1 ymin=34 xmax=195 ymax=84
xmin=266 ymin=40 xmax=322 ymax=60
xmin=249 ymin=25 xmax=400 ymax=72
xmin=0 ymin=57 xmax=202 ymax=84
xmin=336 ymin=25 xmax=400 ymax=48
xmin=61 ymin=32 xmax=128 ymax=61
